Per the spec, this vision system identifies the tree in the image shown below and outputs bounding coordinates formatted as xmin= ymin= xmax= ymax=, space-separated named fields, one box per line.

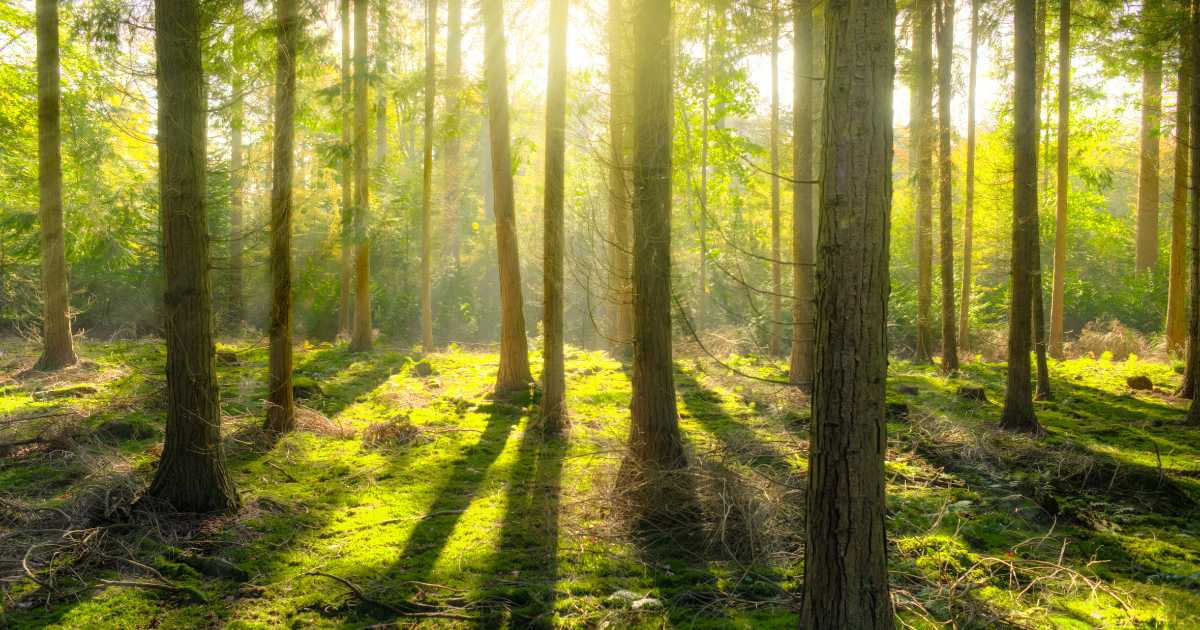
xmin=626 ymin=0 xmax=685 ymax=471
xmin=338 ymin=0 xmax=352 ymax=338
xmin=228 ymin=0 xmax=246 ymax=328
xmin=788 ymin=0 xmax=814 ymax=388
xmin=800 ymin=0 xmax=896 ymax=624
xmin=1048 ymin=0 xmax=1070 ymax=358
xmin=349 ymin=0 xmax=372 ymax=352
xmin=1185 ymin=0 xmax=1200 ymax=422
xmin=441 ymin=0 xmax=463 ymax=265
xmin=34 ymin=0 xmax=77 ymax=371
xmin=768 ymin=0 xmax=782 ymax=356
xmin=697 ymin=5 xmax=711 ymax=329
xmin=1135 ymin=0 xmax=1164 ymax=273
xmin=1031 ymin=0 xmax=1051 ymax=401
xmin=264 ymin=0 xmax=298 ymax=437
xmin=606 ymin=0 xmax=634 ymax=354
xmin=935 ymin=0 xmax=958 ymax=372
xmin=146 ymin=0 xmax=239 ymax=512
xmin=541 ymin=0 xmax=568 ymax=431
xmin=482 ymin=0 xmax=533 ymax=392
xmin=913 ymin=0 xmax=935 ymax=363
xmin=1167 ymin=10 xmax=1193 ymax=355
xmin=958 ymin=0 xmax=980 ymax=351
xmin=421 ymin=0 xmax=436 ymax=351
xmin=1000 ymin=0 xmax=1042 ymax=434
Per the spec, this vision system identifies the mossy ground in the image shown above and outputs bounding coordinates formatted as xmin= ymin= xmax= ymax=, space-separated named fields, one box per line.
xmin=0 ymin=339 xmax=1197 ymax=628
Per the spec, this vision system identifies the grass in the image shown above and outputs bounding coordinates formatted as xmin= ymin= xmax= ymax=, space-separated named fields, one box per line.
xmin=0 ymin=338 xmax=1197 ymax=628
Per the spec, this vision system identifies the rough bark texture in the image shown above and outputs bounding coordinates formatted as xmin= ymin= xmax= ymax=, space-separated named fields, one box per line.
xmin=147 ymin=0 xmax=239 ymax=513
xmin=482 ymin=0 xmax=533 ymax=393
xmin=606 ymin=0 xmax=634 ymax=354
xmin=627 ymin=0 xmax=685 ymax=471
xmin=441 ymin=0 xmax=463 ymax=265
xmin=349 ymin=0 xmax=372 ymax=352
xmin=1049 ymin=0 xmax=1070 ymax=358
xmin=1136 ymin=0 xmax=1163 ymax=273
xmin=1186 ymin=0 xmax=1200 ymax=401
xmin=799 ymin=0 xmax=896 ymax=625
xmin=958 ymin=0 xmax=979 ymax=351
xmin=338 ymin=0 xmax=352 ymax=338
xmin=35 ymin=0 xmax=77 ymax=371
xmin=421 ymin=0 xmax=436 ymax=351
xmin=541 ymin=0 xmax=568 ymax=431
xmin=913 ymin=0 xmax=934 ymax=363
xmin=788 ymin=0 xmax=814 ymax=389
xmin=1031 ymin=0 xmax=1052 ymax=400
xmin=228 ymin=0 xmax=246 ymax=328
xmin=265 ymin=0 xmax=297 ymax=437
xmin=1000 ymin=0 xmax=1042 ymax=434
xmin=935 ymin=0 xmax=957 ymax=372
xmin=769 ymin=0 xmax=782 ymax=356
xmin=1168 ymin=14 xmax=1193 ymax=356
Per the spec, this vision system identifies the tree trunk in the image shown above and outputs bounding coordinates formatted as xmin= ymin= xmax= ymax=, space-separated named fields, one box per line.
xmin=697 ymin=10 xmax=711 ymax=330
xmin=482 ymin=0 xmax=533 ymax=392
xmin=1136 ymin=0 xmax=1163 ymax=273
xmin=1031 ymin=0 xmax=1051 ymax=401
xmin=228 ymin=0 xmax=245 ymax=328
xmin=627 ymin=0 xmax=685 ymax=471
xmin=375 ymin=0 xmax=388 ymax=170
xmin=265 ymin=0 xmax=297 ymax=436
xmin=913 ymin=0 xmax=934 ymax=363
xmin=1000 ymin=0 xmax=1042 ymax=434
xmin=1168 ymin=14 xmax=1193 ymax=356
xmin=800 ymin=0 xmax=895 ymax=624
xmin=769 ymin=0 xmax=782 ymax=356
xmin=1186 ymin=0 xmax=1200 ymax=419
xmin=147 ymin=0 xmax=239 ymax=512
xmin=935 ymin=0 xmax=957 ymax=372
xmin=541 ymin=0 xmax=568 ymax=431
xmin=338 ymin=0 xmax=352 ymax=338
xmin=1048 ymin=0 xmax=1070 ymax=358
xmin=606 ymin=0 xmax=634 ymax=355
xmin=349 ymin=0 xmax=373 ymax=352
xmin=421 ymin=0 xmax=436 ymax=351
xmin=958 ymin=0 xmax=979 ymax=352
xmin=34 ymin=0 xmax=77 ymax=371
xmin=441 ymin=0 xmax=463 ymax=266
xmin=788 ymin=0 xmax=814 ymax=389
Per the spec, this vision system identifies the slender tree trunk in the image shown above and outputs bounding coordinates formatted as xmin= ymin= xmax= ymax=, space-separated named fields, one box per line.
xmin=697 ymin=9 xmax=711 ymax=329
xmin=1031 ymin=0 xmax=1051 ymax=400
xmin=607 ymin=0 xmax=634 ymax=355
xmin=482 ymin=0 xmax=533 ymax=392
xmin=541 ymin=0 xmax=568 ymax=431
xmin=627 ymin=0 xmax=685 ymax=471
xmin=265 ymin=0 xmax=297 ymax=436
xmin=349 ymin=0 xmax=373 ymax=352
xmin=913 ymin=0 xmax=934 ymax=363
xmin=229 ymin=0 xmax=245 ymax=328
xmin=1168 ymin=14 xmax=1193 ymax=356
xmin=147 ymin=0 xmax=238 ymax=512
xmin=935 ymin=0 xmax=957 ymax=372
xmin=1049 ymin=0 xmax=1070 ymax=358
xmin=1136 ymin=0 xmax=1164 ymax=273
xmin=421 ymin=0 xmax=436 ymax=351
xmin=338 ymin=0 xmax=352 ymax=338
xmin=800 ymin=0 xmax=895 ymax=624
xmin=375 ymin=1 xmax=388 ymax=170
xmin=34 ymin=0 xmax=76 ymax=371
xmin=788 ymin=0 xmax=814 ymax=389
xmin=958 ymin=0 xmax=978 ymax=351
xmin=769 ymin=0 xmax=782 ymax=356
xmin=441 ymin=0 xmax=463 ymax=266
xmin=1000 ymin=0 xmax=1042 ymax=434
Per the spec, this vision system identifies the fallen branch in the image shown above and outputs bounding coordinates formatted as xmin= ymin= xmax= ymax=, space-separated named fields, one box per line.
xmin=304 ymin=572 xmax=474 ymax=621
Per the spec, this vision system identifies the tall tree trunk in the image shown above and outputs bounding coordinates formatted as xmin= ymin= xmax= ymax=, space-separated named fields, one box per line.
xmin=1168 ymin=13 xmax=1193 ymax=356
xmin=338 ymin=0 xmax=353 ymax=338
xmin=627 ymin=0 xmax=685 ymax=471
xmin=229 ymin=0 xmax=245 ymax=328
xmin=800 ymin=0 xmax=895 ymax=624
xmin=607 ymin=0 xmax=634 ymax=355
xmin=147 ymin=0 xmax=239 ymax=512
xmin=482 ymin=0 xmax=533 ymax=392
xmin=349 ymin=0 xmax=373 ymax=352
xmin=1000 ymin=0 xmax=1042 ymax=434
xmin=788 ymin=0 xmax=814 ymax=389
xmin=421 ymin=0 xmax=436 ymax=351
xmin=1185 ymin=0 xmax=1200 ymax=420
xmin=541 ymin=0 xmax=568 ymax=431
xmin=1031 ymin=0 xmax=1051 ymax=400
xmin=375 ymin=0 xmax=388 ymax=170
xmin=265 ymin=0 xmax=297 ymax=436
xmin=1136 ymin=0 xmax=1164 ymax=273
xmin=1049 ymin=0 xmax=1070 ymax=358
xmin=34 ymin=0 xmax=76 ymax=371
xmin=935 ymin=0 xmax=958 ymax=372
xmin=697 ymin=8 xmax=711 ymax=329
xmin=958 ymin=0 xmax=979 ymax=351
xmin=913 ymin=0 xmax=934 ymax=363
xmin=441 ymin=0 xmax=463 ymax=266
xmin=769 ymin=0 xmax=782 ymax=356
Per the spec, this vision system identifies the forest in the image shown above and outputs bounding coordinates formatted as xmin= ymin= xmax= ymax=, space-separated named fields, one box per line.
xmin=0 ymin=0 xmax=1199 ymax=626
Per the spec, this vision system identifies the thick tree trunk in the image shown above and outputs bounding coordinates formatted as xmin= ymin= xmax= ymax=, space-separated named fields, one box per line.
xmin=338 ymin=0 xmax=352 ymax=338
xmin=541 ymin=0 xmax=568 ymax=431
xmin=1136 ymin=0 xmax=1163 ymax=273
xmin=1185 ymin=0 xmax=1200 ymax=401
xmin=958 ymin=0 xmax=979 ymax=351
xmin=769 ymin=0 xmax=782 ymax=356
xmin=627 ymin=0 xmax=685 ymax=471
xmin=1168 ymin=16 xmax=1193 ymax=356
xmin=265 ymin=0 xmax=298 ymax=436
xmin=606 ymin=0 xmax=634 ymax=355
xmin=482 ymin=0 xmax=533 ymax=392
xmin=34 ymin=0 xmax=76 ymax=371
xmin=1000 ymin=0 xmax=1042 ymax=434
xmin=799 ymin=0 xmax=895 ymax=624
xmin=913 ymin=0 xmax=934 ymax=363
xmin=147 ymin=0 xmax=238 ymax=513
xmin=441 ymin=0 xmax=463 ymax=266
xmin=1049 ymin=0 xmax=1070 ymax=358
xmin=935 ymin=0 xmax=957 ymax=372
xmin=349 ymin=0 xmax=372 ymax=352
xmin=421 ymin=0 xmax=436 ymax=351
xmin=228 ymin=0 xmax=245 ymax=328
xmin=788 ymin=0 xmax=814 ymax=389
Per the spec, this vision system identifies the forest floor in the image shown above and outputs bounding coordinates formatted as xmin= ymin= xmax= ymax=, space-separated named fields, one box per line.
xmin=0 ymin=338 xmax=1198 ymax=628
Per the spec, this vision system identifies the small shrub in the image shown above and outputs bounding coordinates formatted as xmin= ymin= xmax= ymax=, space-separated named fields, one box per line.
xmin=1066 ymin=320 xmax=1152 ymax=361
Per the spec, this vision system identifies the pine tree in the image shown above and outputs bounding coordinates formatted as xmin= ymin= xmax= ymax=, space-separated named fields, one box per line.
xmin=540 ymin=0 xmax=568 ymax=431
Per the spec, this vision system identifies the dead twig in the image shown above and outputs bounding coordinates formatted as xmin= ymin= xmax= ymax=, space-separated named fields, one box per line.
xmin=303 ymin=572 xmax=475 ymax=621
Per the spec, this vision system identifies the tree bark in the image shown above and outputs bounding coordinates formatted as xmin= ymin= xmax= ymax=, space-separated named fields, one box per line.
xmin=1136 ymin=0 xmax=1164 ymax=273
xmin=1186 ymin=0 xmax=1200 ymax=419
xmin=958 ymin=0 xmax=979 ymax=352
xmin=34 ymin=0 xmax=77 ymax=371
xmin=1048 ymin=0 xmax=1070 ymax=358
xmin=338 ymin=0 xmax=353 ymax=338
xmin=482 ymin=0 xmax=533 ymax=393
xmin=1000 ymin=0 xmax=1042 ymax=434
xmin=788 ymin=0 xmax=814 ymax=389
xmin=349 ymin=0 xmax=373 ymax=352
xmin=606 ymin=0 xmax=634 ymax=355
xmin=769 ymin=0 xmax=782 ymax=356
xmin=421 ymin=0 xmax=436 ymax=351
xmin=541 ymin=0 xmax=568 ymax=431
xmin=265 ymin=0 xmax=298 ymax=437
xmin=1168 ymin=12 xmax=1193 ymax=356
xmin=147 ymin=0 xmax=239 ymax=512
xmin=1032 ymin=0 xmax=1051 ymax=401
xmin=800 ymin=0 xmax=896 ymax=624
xmin=228 ymin=0 xmax=246 ymax=328
xmin=935 ymin=0 xmax=957 ymax=372
xmin=913 ymin=0 xmax=934 ymax=363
